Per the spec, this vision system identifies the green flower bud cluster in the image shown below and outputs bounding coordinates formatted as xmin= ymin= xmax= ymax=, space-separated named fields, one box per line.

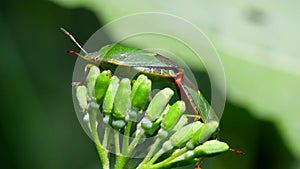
xmin=74 ymin=65 xmax=230 ymax=169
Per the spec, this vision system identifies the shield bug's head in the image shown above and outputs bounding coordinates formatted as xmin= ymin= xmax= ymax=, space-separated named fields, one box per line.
xmin=61 ymin=27 xmax=103 ymax=64
xmin=67 ymin=50 xmax=102 ymax=64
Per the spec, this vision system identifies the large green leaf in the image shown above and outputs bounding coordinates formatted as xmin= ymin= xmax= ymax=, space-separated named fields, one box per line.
xmin=52 ymin=0 xmax=300 ymax=160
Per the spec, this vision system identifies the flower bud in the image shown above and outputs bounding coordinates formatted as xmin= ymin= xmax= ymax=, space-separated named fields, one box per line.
xmin=170 ymin=121 xmax=203 ymax=148
xmin=103 ymin=76 xmax=120 ymax=115
xmin=113 ymin=78 xmax=131 ymax=119
xmin=161 ymin=101 xmax=185 ymax=131
xmin=131 ymin=75 xmax=151 ymax=111
xmin=76 ymin=85 xmax=87 ymax=113
xmin=145 ymin=88 xmax=174 ymax=122
xmin=86 ymin=66 xmax=100 ymax=97
xmin=193 ymin=140 xmax=229 ymax=157
xmin=95 ymin=70 xmax=111 ymax=104
xmin=186 ymin=121 xmax=219 ymax=150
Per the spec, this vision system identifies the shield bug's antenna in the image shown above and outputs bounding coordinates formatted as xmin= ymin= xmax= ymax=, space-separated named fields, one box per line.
xmin=67 ymin=50 xmax=83 ymax=57
xmin=60 ymin=27 xmax=88 ymax=55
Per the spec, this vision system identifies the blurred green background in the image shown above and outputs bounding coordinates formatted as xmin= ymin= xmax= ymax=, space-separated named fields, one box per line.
xmin=0 ymin=0 xmax=299 ymax=169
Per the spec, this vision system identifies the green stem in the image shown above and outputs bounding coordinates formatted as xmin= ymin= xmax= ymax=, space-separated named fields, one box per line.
xmin=138 ymin=138 xmax=162 ymax=168
xmin=122 ymin=121 xmax=132 ymax=155
xmin=114 ymin=129 xmax=131 ymax=169
xmin=127 ymin=129 xmax=144 ymax=154
xmin=147 ymin=150 xmax=164 ymax=165
xmin=148 ymin=148 xmax=187 ymax=169
xmin=90 ymin=111 xmax=110 ymax=169
xmin=102 ymin=127 xmax=110 ymax=149
xmin=114 ymin=122 xmax=140 ymax=169
xmin=95 ymin=144 xmax=110 ymax=169
xmin=114 ymin=131 xmax=120 ymax=154
xmin=115 ymin=121 xmax=133 ymax=169
xmin=115 ymin=155 xmax=129 ymax=169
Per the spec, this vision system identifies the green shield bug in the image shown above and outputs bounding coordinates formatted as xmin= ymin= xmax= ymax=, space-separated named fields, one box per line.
xmin=65 ymin=27 xmax=242 ymax=169
xmin=61 ymin=27 xmax=218 ymax=123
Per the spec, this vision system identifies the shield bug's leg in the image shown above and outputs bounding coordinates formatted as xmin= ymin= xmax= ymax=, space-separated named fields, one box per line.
xmin=72 ymin=63 xmax=98 ymax=86
xmin=174 ymin=70 xmax=202 ymax=121
xmin=230 ymin=148 xmax=245 ymax=155
xmin=195 ymin=159 xmax=202 ymax=169
xmin=182 ymin=114 xmax=201 ymax=121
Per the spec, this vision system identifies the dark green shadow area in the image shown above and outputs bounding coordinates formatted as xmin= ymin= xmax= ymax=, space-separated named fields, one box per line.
xmin=0 ymin=0 xmax=105 ymax=169
xmin=204 ymin=101 xmax=295 ymax=169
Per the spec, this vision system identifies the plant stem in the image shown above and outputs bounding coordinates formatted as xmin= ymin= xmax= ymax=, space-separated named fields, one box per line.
xmin=128 ymin=129 xmax=144 ymax=154
xmin=122 ymin=121 xmax=132 ymax=155
xmin=147 ymin=150 xmax=164 ymax=165
xmin=115 ymin=155 xmax=129 ymax=169
xmin=115 ymin=120 xmax=133 ymax=169
xmin=148 ymin=148 xmax=187 ymax=169
xmin=138 ymin=138 xmax=161 ymax=168
xmin=102 ymin=127 xmax=110 ymax=149
xmin=114 ymin=131 xmax=120 ymax=154
xmin=114 ymin=128 xmax=131 ymax=169
xmin=90 ymin=110 xmax=110 ymax=169
xmin=95 ymin=144 xmax=110 ymax=169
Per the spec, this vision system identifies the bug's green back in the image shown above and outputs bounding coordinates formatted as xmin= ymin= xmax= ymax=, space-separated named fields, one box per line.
xmin=98 ymin=44 xmax=181 ymax=82
xmin=100 ymin=44 xmax=169 ymax=67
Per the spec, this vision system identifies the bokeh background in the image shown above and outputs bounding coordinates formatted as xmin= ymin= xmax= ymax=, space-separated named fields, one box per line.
xmin=0 ymin=0 xmax=299 ymax=169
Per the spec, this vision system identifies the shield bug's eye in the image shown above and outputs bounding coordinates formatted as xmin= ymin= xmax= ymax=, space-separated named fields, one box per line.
xmin=93 ymin=56 xmax=101 ymax=62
